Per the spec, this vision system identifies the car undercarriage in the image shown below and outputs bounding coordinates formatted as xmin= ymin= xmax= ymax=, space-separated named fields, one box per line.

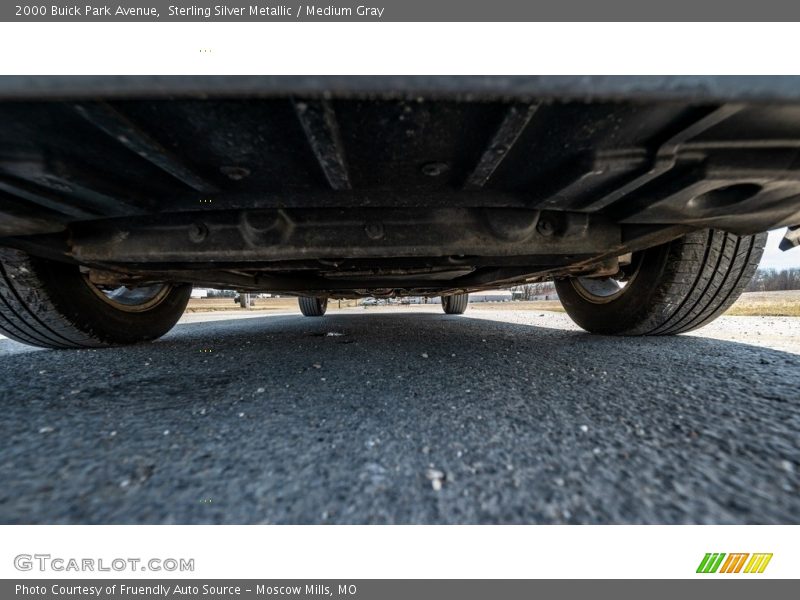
xmin=0 ymin=76 xmax=798 ymax=346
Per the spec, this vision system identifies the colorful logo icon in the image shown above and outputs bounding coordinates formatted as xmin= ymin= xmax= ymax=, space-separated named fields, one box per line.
xmin=696 ymin=553 xmax=773 ymax=574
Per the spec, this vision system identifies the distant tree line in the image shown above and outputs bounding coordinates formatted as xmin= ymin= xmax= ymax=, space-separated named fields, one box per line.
xmin=205 ymin=289 xmax=236 ymax=298
xmin=746 ymin=268 xmax=800 ymax=292
xmin=513 ymin=282 xmax=557 ymax=300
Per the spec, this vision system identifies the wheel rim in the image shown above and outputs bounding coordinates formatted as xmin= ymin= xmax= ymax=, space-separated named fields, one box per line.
xmin=84 ymin=277 xmax=172 ymax=313
xmin=569 ymin=254 xmax=642 ymax=305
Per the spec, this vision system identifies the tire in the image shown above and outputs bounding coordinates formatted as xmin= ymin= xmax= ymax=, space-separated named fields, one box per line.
xmin=441 ymin=293 xmax=469 ymax=315
xmin=298 ymin=296 xmax=327 ymax=317
xmin=554 ymin=229 xmax=767 ymax=336
xmin=0 ymin=247 xmax=192 ymax=349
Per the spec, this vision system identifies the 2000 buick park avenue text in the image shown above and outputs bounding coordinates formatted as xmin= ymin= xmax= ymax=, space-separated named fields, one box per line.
xmin=18 ymin=4 xmax=387 ymax=17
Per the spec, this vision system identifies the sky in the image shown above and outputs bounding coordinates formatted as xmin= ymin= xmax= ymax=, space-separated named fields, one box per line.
xmin=760 ymin=228 xmax=800 ymax=270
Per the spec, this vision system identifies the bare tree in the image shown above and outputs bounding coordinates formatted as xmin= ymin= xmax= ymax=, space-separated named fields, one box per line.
xmin=746 ymin=268 xmax=800 ymax=292
xmin=512 ymin=282 xmax=556 ymax=300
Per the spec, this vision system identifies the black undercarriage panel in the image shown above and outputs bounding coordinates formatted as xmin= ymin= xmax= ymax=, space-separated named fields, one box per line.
xmin=0 ymin=76 xmax=799 ymax=296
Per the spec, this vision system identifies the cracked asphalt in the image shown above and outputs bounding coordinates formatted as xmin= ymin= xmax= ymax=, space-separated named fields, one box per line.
xmin=0 ymin=308 xmax=798 ymax=524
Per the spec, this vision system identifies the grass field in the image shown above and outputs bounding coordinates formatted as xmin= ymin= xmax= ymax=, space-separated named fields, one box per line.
xmin=185 ymin=291 xmax=800 ymax=317
xmin=724 ymin=290 xmax=800 ymax=317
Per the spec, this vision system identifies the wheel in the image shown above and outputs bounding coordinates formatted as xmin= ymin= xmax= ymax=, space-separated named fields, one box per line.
xmin=0 ymin=247 xmax=192 ymax=349
xmin=441 ymin=293 xmax=469 ymax=315
xmin=298 ymin=296 xmax=327 ymax=317
xmin=554 ymin=229 xmax=767 ymax=336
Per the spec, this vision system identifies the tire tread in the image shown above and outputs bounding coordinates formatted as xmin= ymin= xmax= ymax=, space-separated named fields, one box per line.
xmin=298 ymin=296 xmax=327 ymax=317
xmin=636 ymin=230 xmax=765 ymax=335
xmin=0 ymin=247 xmax=190 ymax=349
xmin=0 ymin=251 xmax=93 ymax=348
xmin=555 ymin=229 xmax=766 ymax=336
xmin=442 ymin=293 xmax=469 ymax=314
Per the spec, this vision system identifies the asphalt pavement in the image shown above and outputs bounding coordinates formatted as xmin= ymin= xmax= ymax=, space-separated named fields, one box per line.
xmin=0 ymin=307 xmax=798 ymax=524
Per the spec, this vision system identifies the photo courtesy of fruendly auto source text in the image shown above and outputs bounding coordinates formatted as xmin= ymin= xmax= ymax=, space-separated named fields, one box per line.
xmin=0 ymin=1 xmax=798 ymax=597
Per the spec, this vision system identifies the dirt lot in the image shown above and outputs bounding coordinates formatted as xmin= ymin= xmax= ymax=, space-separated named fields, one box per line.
xmin=186 ymin=291 xmax=800 ymax=317
xmin=478 ymin=292 xmax=800 ymax=316
xmin=469 ymin=300 xmax=564 ymax=312
xmin=186 ymin=297 xmax=360 ymax=313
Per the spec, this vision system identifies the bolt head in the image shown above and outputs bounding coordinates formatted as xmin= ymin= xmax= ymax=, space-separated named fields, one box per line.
xmin=421 ymin=162 xmax=449 ymax=177
xmin=188 ymin=222 xmax=209 ymax=243
xmin=364 ymin=222 xmax=385 ymax=240
xmin=536 ymin=218 xmax=556 ymax=236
